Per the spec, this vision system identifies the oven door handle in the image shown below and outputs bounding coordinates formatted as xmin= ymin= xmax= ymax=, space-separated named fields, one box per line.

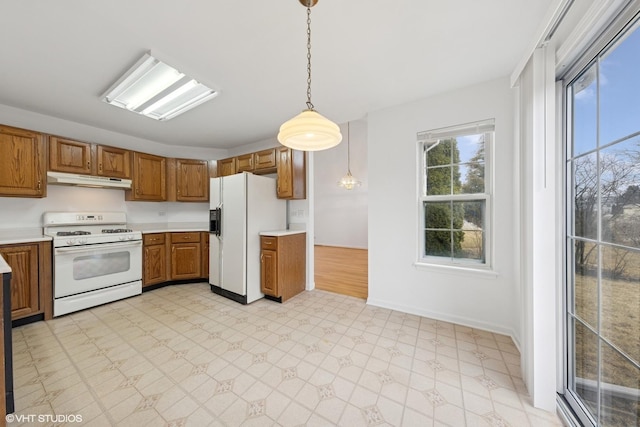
xmin=55 ymin=240 xmax=142 ymax=254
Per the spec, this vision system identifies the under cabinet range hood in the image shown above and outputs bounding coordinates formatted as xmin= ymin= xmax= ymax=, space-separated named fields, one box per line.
xmin=46 ymin=171 xmax=132 ymax=189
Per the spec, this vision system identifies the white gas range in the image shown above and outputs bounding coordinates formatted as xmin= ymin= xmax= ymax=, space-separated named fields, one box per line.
xmin=43 ymin=212 xmax=142 ymax=317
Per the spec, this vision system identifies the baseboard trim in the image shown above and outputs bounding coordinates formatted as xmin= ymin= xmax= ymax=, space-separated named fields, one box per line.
xmin=366 ymin=297 xmax=517 ymax=339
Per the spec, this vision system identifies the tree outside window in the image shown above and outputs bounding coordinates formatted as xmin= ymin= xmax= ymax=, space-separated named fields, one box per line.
xmin=418 ymin=120 xmax=493 ymax=266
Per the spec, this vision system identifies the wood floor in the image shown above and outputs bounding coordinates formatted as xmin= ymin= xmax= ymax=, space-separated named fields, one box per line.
xmin=314 ymin=245 xmax=368 ymax=299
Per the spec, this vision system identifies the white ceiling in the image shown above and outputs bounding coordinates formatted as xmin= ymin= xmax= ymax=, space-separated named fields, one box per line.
xmin=0 ymin=0 xmax=554 ymax=149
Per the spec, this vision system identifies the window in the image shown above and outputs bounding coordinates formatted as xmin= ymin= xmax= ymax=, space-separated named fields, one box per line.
xmin=564 ymin=12 xmax=640 ymax=427
xmin=418 ymin=119 xmax=493 ymax=266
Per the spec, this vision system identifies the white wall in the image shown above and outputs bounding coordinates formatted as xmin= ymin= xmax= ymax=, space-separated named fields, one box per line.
xmin=0 ymin=185 xmax=209 ymax=229
xmin=367 ymin=77 xmax=518 ymax=337
xmin=314 ymin=119 xmax=368 ymax=249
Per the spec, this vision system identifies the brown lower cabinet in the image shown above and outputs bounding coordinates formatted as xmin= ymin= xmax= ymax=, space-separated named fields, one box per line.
xmin=201 ymin=232 xmax=209 ymax=279
xmin=170 ymin=233 xmax=201 ymax=280
xmin=260 ymin=232 xmax=306 ymax=302
xmin=0 ymin=241 xmax=52 ymax=321
xmin=143 ymin=232 xmax=209 ymax=287
xmin=142 ymin=233 xmax=167 ymax=287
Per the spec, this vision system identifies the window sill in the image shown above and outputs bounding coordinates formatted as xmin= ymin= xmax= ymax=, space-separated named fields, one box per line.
xmin=413 ymin=261 xmax=499 ymax=278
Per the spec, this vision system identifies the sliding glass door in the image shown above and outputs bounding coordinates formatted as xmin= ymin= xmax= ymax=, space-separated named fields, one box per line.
xmin=565 ymin=11 xmax=640 ymax=427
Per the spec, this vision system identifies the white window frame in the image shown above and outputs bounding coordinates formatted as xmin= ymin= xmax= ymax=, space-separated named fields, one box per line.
xmin=416 ymin=119 xmax=494 ymax=269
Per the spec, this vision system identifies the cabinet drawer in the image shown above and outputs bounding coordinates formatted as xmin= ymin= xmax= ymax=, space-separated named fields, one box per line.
xmin=171 ymin=232 xmax=201 ymax=243
xmin=143 ymin=233 xmax=165 ymax=245
xmin=261 ymin=236 xmax=277 ymax=250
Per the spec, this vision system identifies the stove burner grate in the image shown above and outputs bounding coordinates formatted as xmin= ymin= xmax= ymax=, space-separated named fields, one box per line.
xmin=101 ymin=228 xmax=133 ymax=234
xmin=56 ymin=231 xmax=91 ymax=236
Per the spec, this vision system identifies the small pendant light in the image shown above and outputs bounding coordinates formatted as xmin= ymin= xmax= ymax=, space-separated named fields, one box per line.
xmin=278 ymin=0 xmax=342 ymax=151
xmin=338 ymin=122 xmax=361 ymax=190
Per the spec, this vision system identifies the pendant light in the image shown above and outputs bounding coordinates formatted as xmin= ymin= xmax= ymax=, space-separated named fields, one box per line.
xmin=338 ymin=122 xmax=361 ymax=190
xmin=278 ymin=0 xmax=342 ymax=151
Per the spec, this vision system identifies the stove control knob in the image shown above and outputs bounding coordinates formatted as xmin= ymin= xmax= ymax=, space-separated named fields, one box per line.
xmin=118 ymin=235 xmax=126 ymax=241
xmin=127 ymin=234 xmax=134 ymax=240
xmin=66 ymin=239 xmax=73 ymax=245
xmin=80 ymin=238 xmax=88 ymax=244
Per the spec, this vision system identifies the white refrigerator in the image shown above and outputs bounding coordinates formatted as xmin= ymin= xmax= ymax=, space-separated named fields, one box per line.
xmin=209 ymin=172 xmax=286 ymax=304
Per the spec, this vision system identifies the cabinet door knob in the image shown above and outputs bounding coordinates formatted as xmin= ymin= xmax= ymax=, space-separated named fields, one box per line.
xmin=99 ymin=163 xmax=103 ymax=171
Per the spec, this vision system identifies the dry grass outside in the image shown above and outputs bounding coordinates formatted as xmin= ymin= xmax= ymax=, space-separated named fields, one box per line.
xmin=457 ymin=224 xmax=483 ymax=260
xmin=573 ymin=245 xmax=640 ymax=425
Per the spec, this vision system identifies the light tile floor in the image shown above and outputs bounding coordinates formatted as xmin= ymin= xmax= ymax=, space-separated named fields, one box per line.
xmin=10 ymin=283 xmax=564 ymax=426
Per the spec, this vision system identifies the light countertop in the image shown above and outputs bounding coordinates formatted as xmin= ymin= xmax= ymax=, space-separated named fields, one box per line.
xmin=0 ymin=228 xmax=52 ymax=245
xmin=259 ymin=230 xmax=306 ymax=237
xmin=0 ymin=253 xmax=11 ymax=274
xmin=130 ymin=222 xmax=209 ymax=234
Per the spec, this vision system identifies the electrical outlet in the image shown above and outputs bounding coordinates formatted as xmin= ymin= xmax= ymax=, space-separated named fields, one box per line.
xmin=158 ymin=211 xmax=166 ymax=217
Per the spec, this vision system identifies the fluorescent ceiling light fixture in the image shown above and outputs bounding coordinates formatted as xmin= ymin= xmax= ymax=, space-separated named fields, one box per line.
xmin=102 ymin=52 xmax=218 ymax=121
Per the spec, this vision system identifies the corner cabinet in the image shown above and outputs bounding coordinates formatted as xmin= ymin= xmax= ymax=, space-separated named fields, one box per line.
xmin=126 ymin=152 xmax=167 ymax=201
xmin=143 ymin=233 xmax=167 ymax=287
xmin=276 ymin=147 xmax=306 ymax=199
xmin=170 ymin=233 xmax=201 ymax=280
xmin=260 ymin=232 xmax=306 ymax=303
xmin=0 ymin=241 xmax=52 ymax=321
xmin=0 ymin=125 xmax=46 ymax=198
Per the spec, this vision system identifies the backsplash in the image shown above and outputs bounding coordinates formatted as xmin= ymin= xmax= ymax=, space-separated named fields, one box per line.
xmin=0 ymin=185 xmax=208 ymax=229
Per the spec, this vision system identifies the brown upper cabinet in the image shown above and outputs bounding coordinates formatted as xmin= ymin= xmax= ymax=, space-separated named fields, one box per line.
xmin=96 ymin=145 xmax=131 ymax=179
xmin=0 ymin=125 xmax=46 ymax=198
xmin=49 ymin=136 xmax=93 ymax=174
xmin=276 ymin=147 xmax=306 ymax=200
xmin=217 ymin=157 xmax=236 ymax=177
xmin=49 ymin=136 xmax=132 ymax=179
xmin=214 ymin=147 xmax=305 ymax=199
xmin=254 ymin=148 xmax=277 ymax=173
xmin=126 ymin=152 xmax=167 ymax=201
xmin=168 ymin=158 xmax=209 ymax=202
xmin=236 ymin=153 xmax=254 ymax=173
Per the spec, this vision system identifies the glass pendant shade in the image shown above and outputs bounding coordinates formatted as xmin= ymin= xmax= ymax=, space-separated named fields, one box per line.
xmin=338 ymin=171 xmax=361 ymax=190
xmin=337 ymin=121 xmax=361 ymax=190
xmin=278 ymin=0 xmax=341 ymax=151
xmin=278 ymin=109 xmax=342 ymax=151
